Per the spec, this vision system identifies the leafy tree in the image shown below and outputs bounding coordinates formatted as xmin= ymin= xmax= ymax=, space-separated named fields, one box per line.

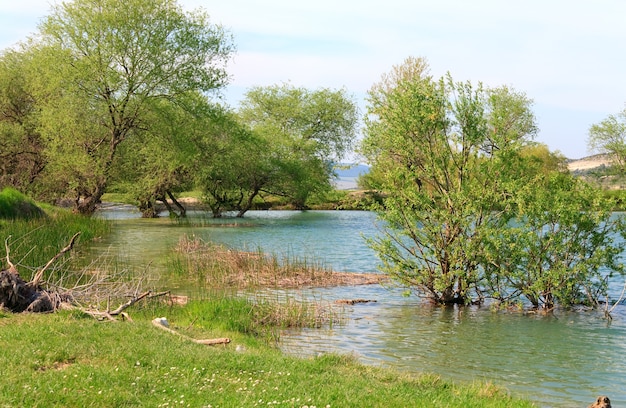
xmin=588 ymin=108 xmax=626 ymax=172
xmin=361 ymin=57 xmax=626 ymax=308
xmin=195 ymin=108 xmax=270 ymax=218
xmin=480 ymin=166 xmax=625 ymax=309
xmin=518 ymin=143 xmax=568 ymax=174
xmin=0 ymin=50 xmax=46 ymax=192
xmin=237 ymin=84 xmax=359 ymax=210
xmin=361 ymin=57 xmax=537 ymax=304
xmin=33 ymin=0 xmax=234 ymax=214
xmin=110 ymin=94 xmax=211 ymax=217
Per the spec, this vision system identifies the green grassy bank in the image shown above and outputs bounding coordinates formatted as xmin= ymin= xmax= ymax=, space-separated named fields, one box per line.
xmin=0 ymin=307 xmax=535 ymax=408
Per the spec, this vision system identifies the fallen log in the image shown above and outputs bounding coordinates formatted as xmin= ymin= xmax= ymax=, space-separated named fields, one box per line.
xmin=152 ymin=317 xmax=231 ymax=345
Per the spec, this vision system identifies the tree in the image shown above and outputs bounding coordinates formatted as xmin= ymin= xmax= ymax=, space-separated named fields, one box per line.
xmin=110 ymin=94 xmax=210 ymax=217
xmin=195 ymin=108 xmax=271 ymax=218
xmin=518 ymin=143 xmax=568 ymax=174
xmin=0 ymin=49 xmax=46 ymax=192
xmin=480 ymin=166 xmax=625 ymax=309
xmin=588 ymin=108 xmax=626 ymax=172
xmin=361 ymin=58 xmax=529 ymax=304
xmin=361 ymin=57 xmax=626 ymax=308
xmin=34 ymin=0 xmax=234 ymax=214
xmin=237 ymin=84 xmax=359 ymax=210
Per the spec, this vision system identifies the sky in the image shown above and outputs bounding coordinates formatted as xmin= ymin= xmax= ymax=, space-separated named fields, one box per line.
xmin=2 ymin=0 xmax=626 ymax=160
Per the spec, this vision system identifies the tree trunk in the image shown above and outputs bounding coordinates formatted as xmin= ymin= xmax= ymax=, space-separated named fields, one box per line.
xmin=74 ymin=182 xmax=107 ymax=216
xmin=236 ymin=188 xmax=260 ymax=218
xmin=166 ymin=190 xmax=186 ymax=217
xmin=139 ymin=199 xmax=158 ymax=218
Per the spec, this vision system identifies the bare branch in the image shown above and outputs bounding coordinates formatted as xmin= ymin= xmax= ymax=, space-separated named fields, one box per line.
xmin=4 ymin=236 xmax=17 ymax=273
xmin=30 ymin=232 xmax=81 ymax=287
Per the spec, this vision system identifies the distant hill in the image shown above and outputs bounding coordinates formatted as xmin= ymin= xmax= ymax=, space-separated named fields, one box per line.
xmin=334 ymin=164 xmax=370 ymax=178
xmin=333 ymin=164 xmax=370 ymax=190
xmin=567 ymin=154 xmax=612 ymax=172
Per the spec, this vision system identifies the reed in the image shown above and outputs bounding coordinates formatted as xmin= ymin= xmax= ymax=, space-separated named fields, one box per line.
xmin=164 ymin=236 xmax=350 ymax=341
xmin=169 ymin=235 xmax=384 ymax=289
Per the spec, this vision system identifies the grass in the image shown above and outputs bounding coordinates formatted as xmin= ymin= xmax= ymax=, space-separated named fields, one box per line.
xmin=0 ymin=187 xmax=45 ymax=219
xmin=137 ymin=293 xmax=339 ymax=343
xmin=0 ymin=209 xmax=110 ymax=279
xmin=0 ymin=309 xmax=536 ymax=408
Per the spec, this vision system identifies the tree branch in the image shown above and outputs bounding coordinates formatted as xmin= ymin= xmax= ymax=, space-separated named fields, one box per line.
xmin=30 ymin=232 xmax=81 ymax=288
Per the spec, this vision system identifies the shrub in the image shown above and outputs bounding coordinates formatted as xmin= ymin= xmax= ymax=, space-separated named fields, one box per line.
xmin=0 ymin=188 xmax=45 ymax=220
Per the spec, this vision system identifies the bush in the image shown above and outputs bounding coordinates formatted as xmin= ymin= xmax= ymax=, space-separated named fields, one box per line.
xmin=0 ymin=188 xmax=45 ymax=220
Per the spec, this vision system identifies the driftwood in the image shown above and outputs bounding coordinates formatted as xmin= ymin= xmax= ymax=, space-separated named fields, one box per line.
xmin=0 ymin=233 xmax=160 ymax=319
xmin=152 ymin=317 xmax=231 ymax=345
xmin=83 ymin=291 xmax=156 ymax=321
xmin=0 ymin=234 xmax=80 ymax=313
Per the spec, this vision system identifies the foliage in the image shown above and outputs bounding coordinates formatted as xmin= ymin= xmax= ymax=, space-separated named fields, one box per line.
xmin=0 ymin=50 xmax=46 ymax=193
xmin=588 ymin=108 xmax=626 ymax=172
xmin=236 ymin=83 xmax=359 ymax=212
xmin=361 ymin=56 xmax=626 ymax=308
xmin=518 ymin=143 xmax=568 ymax=173
xmin=110 ymin=93 xmax=214 ymax=217
xmin=194 ymin=107 xmax=274 ymax=218
xmin=25 ymin=0 xmax=235 ymax=214
xmin=480 ymin=169 xmax=626 ymax=308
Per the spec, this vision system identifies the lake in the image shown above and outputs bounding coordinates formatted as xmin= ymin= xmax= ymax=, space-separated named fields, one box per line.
xmin=95 ymin=208 xmax=626 ymax=407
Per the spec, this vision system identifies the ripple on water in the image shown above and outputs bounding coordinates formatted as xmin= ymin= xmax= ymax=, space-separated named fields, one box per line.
xmin=280 ymin=288 xmax=626 ymax=408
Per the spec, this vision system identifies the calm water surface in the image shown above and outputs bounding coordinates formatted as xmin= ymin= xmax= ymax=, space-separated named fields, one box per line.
xmin=95 ymin=207 xmax=626 ymax=407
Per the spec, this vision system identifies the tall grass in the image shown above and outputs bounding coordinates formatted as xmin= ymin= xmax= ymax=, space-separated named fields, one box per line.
xmin=0 ymin=209 xmax=110 ymax=279
xmin=135 ymin=294 xmax=337 ymax=343
xmin=169 ymin=235 xmax=381 ymax=289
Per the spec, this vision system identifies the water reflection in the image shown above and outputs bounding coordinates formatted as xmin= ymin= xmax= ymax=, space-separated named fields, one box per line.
xmin=93 ymin=208 xmax=626 ymax=407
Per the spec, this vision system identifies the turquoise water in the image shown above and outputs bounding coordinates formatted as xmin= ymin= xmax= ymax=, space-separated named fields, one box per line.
xmin=95 ymin=208 xmax=626 ymax=407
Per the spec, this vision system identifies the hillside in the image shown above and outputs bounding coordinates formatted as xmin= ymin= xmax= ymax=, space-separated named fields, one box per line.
xmin=567 ymin=154 xmax=612 ymax=172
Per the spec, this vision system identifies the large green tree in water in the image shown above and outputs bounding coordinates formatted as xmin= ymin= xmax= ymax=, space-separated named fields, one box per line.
xmin=237 ymin=84 xmax=359 ymax=210
xmin=35 ymin=0 xmax=234 ymax=214
xmin=361 ymin=57 xmax=626 ymax=308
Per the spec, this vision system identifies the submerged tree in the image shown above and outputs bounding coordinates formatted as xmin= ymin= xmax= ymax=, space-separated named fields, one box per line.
xmin=237 ymin=84 xmax=359 ymax=210
xmin=110 ymin=93 xmax=217 ymax=218
xmin=361 ymin=57 xmax=626 ymax=308
xmin=195 ymin=108 xmax=271 ymax=218
xmin=480 ymin=167 xmax=625 ymax=309
xmin=33 ymin=0 xmax=234 ymax=214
